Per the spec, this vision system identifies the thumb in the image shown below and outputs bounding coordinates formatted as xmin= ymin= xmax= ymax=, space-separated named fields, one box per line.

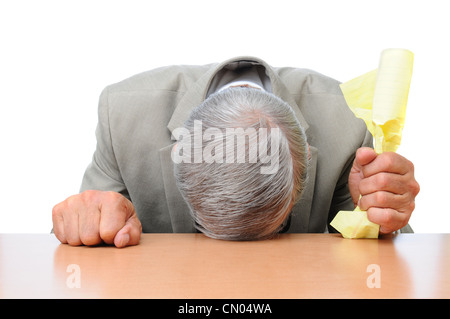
xmin=354 ymin=147 xmax=378 ymax=170
xmin=114 ymin=216 xmax=142 ymax=248
xmin=349 ymin=147 xmax=378 ymax=206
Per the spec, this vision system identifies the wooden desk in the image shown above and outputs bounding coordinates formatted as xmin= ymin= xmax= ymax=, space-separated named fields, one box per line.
xmin=0 ymin=233 xmax=449 ymax=299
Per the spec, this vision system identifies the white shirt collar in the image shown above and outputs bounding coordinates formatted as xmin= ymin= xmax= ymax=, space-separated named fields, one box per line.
xmin=218 ymin=80 xmax=265 ymax=92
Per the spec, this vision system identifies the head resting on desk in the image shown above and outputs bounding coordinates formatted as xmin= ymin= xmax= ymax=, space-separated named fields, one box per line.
xmin=173 ymin=87 xmax=309 ymax=240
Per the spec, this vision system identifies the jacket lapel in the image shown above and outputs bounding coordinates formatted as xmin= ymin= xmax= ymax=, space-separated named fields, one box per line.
xmin=163 ymin=56 xmax=317 ymax=233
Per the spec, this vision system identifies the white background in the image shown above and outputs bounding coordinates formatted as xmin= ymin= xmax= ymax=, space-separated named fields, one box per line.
xmin=1 ymin=0 xmax=448 ymax=233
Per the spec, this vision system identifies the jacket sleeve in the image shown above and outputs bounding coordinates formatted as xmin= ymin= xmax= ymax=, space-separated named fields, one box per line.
xmin=79 ymin=86 xmax=130 ymax=200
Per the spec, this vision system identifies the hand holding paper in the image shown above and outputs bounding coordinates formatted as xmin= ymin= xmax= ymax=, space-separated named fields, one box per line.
xmin=330 ymin=49 xmax=419 ymax=239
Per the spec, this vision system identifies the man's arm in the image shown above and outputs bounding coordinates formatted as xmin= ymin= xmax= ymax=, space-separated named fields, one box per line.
xmin=80 ymin=86 xmax=129 ymax=196
xmin=52 ymin=87 xmax=142 ymax=247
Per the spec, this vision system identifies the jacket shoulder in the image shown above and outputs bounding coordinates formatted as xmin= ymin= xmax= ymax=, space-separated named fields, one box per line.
xmin=278 ymin=66 xmax=369 ymax=167
xmin=276 ymin=67 xmax=342 ymax=96
xmin=105 ymin=63 xmax=214 ymax=93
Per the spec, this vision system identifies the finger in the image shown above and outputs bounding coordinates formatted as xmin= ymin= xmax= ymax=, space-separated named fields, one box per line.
xmin=354 ymin=147 xmax=378 ymax=171
xmin=63 ymin=206 xmax=82 ymax=246
xmin=359 ymin=172 xmax=410 ymax=196
xmin=79 ymin=206 xmax=102 ymax=246
xmin=366 ymin=207 xmax=409 ymax=234
xmin=52 ymin=203 xmax=67 ymax=244
xmin=359 ymin=191 xmax=411 ymax=211
xmin=362 ymin=152 xmax=413 ymax=177
xmin=114 ymin=216 xmax=142 ymax=248
xmin=99 ymin=192 xmax=136 ymax=245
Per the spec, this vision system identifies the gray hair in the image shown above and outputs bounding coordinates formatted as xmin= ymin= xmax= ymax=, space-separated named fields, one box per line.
xmin=174 ymin=87 xmax=309 ymax=240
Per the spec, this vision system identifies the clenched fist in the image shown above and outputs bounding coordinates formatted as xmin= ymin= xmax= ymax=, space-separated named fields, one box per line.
xmin=348 ymin=147 xmax=420 ymax=234
xmin=52 ymin=190 xmax=142 ymax=248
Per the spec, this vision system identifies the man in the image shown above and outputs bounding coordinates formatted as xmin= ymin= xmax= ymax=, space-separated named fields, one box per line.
xmin=52 ymin=56 xmax=420 ymax=247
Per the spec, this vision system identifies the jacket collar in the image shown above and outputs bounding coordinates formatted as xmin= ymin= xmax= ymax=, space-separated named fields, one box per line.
xmin=167 ymin=56 xmax=309 ymax=136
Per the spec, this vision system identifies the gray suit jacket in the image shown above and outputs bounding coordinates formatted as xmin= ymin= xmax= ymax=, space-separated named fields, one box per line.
xmin=80 ymin=56 xmax=377 ymax=234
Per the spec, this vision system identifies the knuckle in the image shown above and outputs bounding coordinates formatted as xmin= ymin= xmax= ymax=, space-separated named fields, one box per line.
xmin=80 ymin=189 xmax=100 ymax=203
xmin=105 ymin=192 xmax=131 ymax=214
xmin=53 ymin=197 xmax=74 ymax=217
xmin=52 ymin=203 xmax=61 ymax=218
xmin=65 ymin=194 xmax=80 ymax=210
xmin=103 ymin=191 xmax=122 ymax=202
xmin=381 ymin=152 xmax=396 ymax=169
xmin=103 ymin=192 xmax=127 ymax=209
xmin=407 ymin=159 xmax=415 ymax=172
xmin=411 ymin=180 xmax=420 ymax=196
xmin=375 ymin=208 xmax=394 ymax=225
xmin=375 ymin=173 xmax=389 ymax=189
xmin=375 ymin=191 xmax=389 ymax=206
xmin=383 ymin=211 xmax=394 ymax=225
xmin=408 ymin=200 xmax=416 ymax=212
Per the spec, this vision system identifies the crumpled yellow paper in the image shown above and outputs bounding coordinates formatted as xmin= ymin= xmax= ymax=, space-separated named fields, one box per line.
xmin=330 ymin=208 xmax=380 ymax=239
xmin=330 ymin=48 xmax=414 ymax=239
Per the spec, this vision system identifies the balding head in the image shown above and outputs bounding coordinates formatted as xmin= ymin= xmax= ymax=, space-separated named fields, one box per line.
xmin=173 ymin=87 xmax=309 ymax=240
